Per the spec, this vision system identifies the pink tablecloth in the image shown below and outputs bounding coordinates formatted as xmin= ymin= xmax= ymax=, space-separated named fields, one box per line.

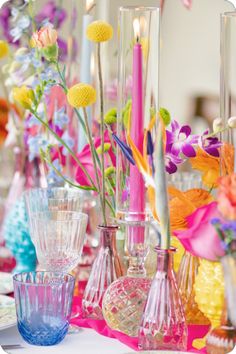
xmin=71 ymin=296 xmax=208 ymax=353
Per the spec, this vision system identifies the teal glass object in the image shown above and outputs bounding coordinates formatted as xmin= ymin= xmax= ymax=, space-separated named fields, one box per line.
xmin=3 ymin=196 xmax=37 ymax=274
xmin=13 ymin=272 xmax=75 ymax=346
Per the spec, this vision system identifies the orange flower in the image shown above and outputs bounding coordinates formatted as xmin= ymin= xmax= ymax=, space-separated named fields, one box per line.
xmin=169 ymin=186 xmax=214 ymax=232
xmin=190 ymin=148 xmax=219 ymax=188
xmin=190 ymin=144 xmax=234 ymax=188
xmin=218 ymin=174 xmax=236 ymax=220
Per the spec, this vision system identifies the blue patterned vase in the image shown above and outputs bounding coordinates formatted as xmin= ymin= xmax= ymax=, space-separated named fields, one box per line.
xmin=3 ymin=196 xmax=37 ymax=274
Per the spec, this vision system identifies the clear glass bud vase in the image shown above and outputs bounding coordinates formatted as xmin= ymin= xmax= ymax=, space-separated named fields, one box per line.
xmin=82 ymin=225 xmax=124 ymax=319
xmin=138 ymin=247 xmax=187 ymax=351
xmin=102 ymin=221 xmax=152 ymax=337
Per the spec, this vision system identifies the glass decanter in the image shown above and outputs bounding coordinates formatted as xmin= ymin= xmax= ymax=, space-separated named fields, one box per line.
xmin=138 ymin=247 xmax=187 ymax=351
xmin=82 ymin=225 xmax=124 ymax=319
xmin=102 ymin=221 xmax=152 ymax=337
xmin=177 ymin=251 xmax=210 ymax=325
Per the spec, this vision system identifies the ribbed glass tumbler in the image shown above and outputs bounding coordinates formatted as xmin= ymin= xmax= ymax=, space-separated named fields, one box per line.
xmin=13 ymin=271 xmax=75 ymax=346
xmin=30 ymin=211 xmax=88 ymax=272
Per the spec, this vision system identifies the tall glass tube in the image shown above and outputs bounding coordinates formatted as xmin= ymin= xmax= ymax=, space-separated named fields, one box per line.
xmin=220 ymin=12 xmax=236 ymax=126
xmin=220 ymin=11 xmax=236 ymax=174
xmin=116 ymin=6 xmax=160 ymax=221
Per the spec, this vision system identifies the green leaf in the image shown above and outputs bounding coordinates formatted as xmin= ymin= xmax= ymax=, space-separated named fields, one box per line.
xmin=159 ymin=107 xmax=171 ymax=126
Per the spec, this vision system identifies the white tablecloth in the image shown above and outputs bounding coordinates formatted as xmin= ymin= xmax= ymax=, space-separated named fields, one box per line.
xmin=0 ymin=326 xmax=135 ymax=354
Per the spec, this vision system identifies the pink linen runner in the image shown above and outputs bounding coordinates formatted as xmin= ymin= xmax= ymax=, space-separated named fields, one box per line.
xmin=70 ymin=296 xmax=208 ymax=353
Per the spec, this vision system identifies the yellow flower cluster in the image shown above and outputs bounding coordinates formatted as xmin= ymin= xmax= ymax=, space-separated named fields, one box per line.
xmin=86 ymin=21 xmax=113 ymax=43
xmin=12 ymin=86 xmax=35 ymax=109
xmin=67 ymin=83 xmax=96 ymax=108
xmin=0 ymin=40 xmax=9 ymax=59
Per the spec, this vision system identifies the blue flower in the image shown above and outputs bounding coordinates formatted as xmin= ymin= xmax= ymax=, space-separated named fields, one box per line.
xmin=47 ymin=158 xmax=64 ymax=186
xmin=54 ymin=107 xmax=69 ymax=129
xmin=60 ymin=131 xmax=74 ymax=156
xmin=28 ymin=135 xmax=48 ymax=161
xmin=27 ymin=105 xmax=45 ymax=128
xmin=211 ymin=218 xmax=221 ymax=225
xmin=10 ymin=10 xmax=31 ymax=42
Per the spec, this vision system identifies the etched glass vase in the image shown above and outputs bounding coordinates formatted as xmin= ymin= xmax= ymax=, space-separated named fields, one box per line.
xmin=138 ymin=247 xmax=187 ymax=351
xmin=82 ymin=225 xmax=124 ymax=319
xmin=102 ymin=221 xmax=152 ymax=337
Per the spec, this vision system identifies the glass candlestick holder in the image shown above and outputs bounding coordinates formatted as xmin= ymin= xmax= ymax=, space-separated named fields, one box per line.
xmin=116 ymin=6 xmax=160 ymax=222
xmin=102 ymin=220 xmax=159 ymax=337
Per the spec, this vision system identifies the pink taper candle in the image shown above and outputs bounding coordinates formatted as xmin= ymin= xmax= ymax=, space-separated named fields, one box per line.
xmin=129 ymin=19 xmax=145 ymax=243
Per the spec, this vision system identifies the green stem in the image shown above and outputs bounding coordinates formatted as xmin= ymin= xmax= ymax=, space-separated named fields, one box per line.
xmin=83 ymin=107 xmax=107 ymax=225
xmin=105 ymin=198 xmax=116 ymax=218
xmin=31 ymin=109 xmax=97 ymax=190
xmin=97 ymin=43 xmax=106 ymax=225
xmin=55 ymin=62 xmax=89 ymax=147
xmin=44 ymin=157 xmax=94 ymax=190
xmin=55 ymin=62 xmax=67 ymax=91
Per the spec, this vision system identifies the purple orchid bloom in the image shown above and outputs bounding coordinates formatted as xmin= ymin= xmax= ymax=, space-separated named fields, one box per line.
xmin=166 ymin=120 xmax=198 ymax=158
xmin=165 ymin=144 xmax=183 ymax=174
xmin=199 ymin=130 xmax=222 ymax=157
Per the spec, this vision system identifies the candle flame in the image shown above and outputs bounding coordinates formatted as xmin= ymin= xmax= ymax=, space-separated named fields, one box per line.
xmin=140 ymin=16 xmax=147 ymax=33
xmin=133 ymin=18 xmax=140 ymax=42
xmin=86 ymin=0 xmax=94 ymax=12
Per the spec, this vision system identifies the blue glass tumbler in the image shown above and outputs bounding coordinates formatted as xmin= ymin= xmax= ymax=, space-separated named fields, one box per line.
xmin=13 ymin=272 xmax=75 ymax=346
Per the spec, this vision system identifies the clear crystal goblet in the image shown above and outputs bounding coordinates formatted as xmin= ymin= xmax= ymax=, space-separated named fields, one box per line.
xmin=29 ymin=211 xmax=88 ymax=273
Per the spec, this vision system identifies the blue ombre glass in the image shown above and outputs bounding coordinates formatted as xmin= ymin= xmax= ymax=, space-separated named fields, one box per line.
xmin=13 ymin=272 xmax=75 ymax=346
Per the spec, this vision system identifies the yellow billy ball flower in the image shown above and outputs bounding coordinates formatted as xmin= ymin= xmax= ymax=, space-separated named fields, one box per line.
xmin=0 ymin=40 xmax=9 ymax=59
xmin=67 ymin=83 xmax=96 ymax=108
xmin=86 ymin=21 xmax=113 ymax=43
xmin=12 ymin=86 xmax=35 ymax=110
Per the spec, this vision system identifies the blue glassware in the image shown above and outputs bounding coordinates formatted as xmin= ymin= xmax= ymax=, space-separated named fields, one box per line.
xmin=13 ymin=272 xmax=75 ymax=346
xmin=3 ymin=196 xmax=37 ymax=274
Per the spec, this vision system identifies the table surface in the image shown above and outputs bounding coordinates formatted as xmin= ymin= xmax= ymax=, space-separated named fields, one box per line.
xmin=0 ymin=326 xmax=135 ymax=354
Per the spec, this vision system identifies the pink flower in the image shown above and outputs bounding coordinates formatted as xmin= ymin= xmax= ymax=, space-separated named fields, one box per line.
xmin=75 ymin=130 xmax=116 ymax=188
xmin=31 ymin=25 xmax=58 ymax=49
xmin=174 ymin=202 xmax=225 ymax=261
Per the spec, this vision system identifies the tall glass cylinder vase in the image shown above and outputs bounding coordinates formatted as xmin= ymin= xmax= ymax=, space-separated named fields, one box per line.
xmin=220 ymin=11 xmax=236 ymax=173
xmin=116 ymin=6 xmax=160 ymax=222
